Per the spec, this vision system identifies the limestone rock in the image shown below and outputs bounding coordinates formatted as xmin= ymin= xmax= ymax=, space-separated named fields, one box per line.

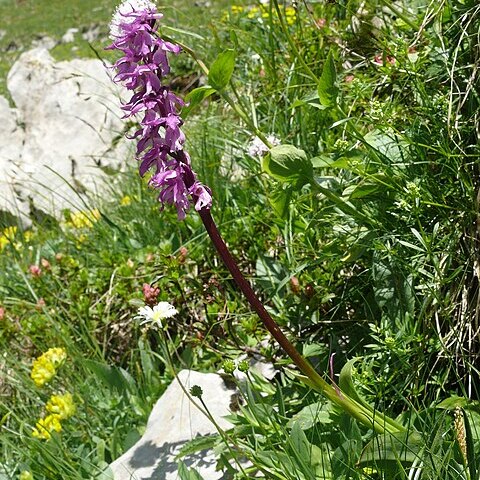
xmin=0 ymin=47 xmax=130 ymax=222
xmin=110 ymin=370 xmax=235 ymax=480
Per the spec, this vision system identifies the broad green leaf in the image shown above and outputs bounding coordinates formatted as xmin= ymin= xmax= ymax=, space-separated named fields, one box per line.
xmin=290 ymin=423 xmax=333 ymax=479
xmin=256 ymin=254 xmax=287 ymax=294
xmin=303 ymin=343 xmax=325 ymax=358
xmin=436 ymin=396 xmax=469 ymax=410
xmin=268 ymin=186 xmax=292 ymax=218
xmin=358 ymin=431 xmax=423 ymax=473
xmin=208 ymin=49 xmax=235 ymax=90
xmin=363 ymin=130 xmax=407 ymax=164
xmin=287 ymin=402 xmax=333 ymax=430
xmin=182 ymin=86 xmax=216 ymax=118
xmin=318 ymin=50 xmax=338 ymax=107
xmin=262 ymin=144 xmax=313 ymax=187
xmin=292 ymin=91 xmax=327 ymax=110
xmin=95 ymin=464 xmax=114 ymax=480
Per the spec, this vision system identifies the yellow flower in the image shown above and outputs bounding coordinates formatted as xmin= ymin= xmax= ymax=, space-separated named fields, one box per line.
xmin=46 ymin=393 xmax=76 ymax=420
xmin=67 ymin=209 xmax=101 ymax=229
xmin=19 ymin=471 xmax=33 ymax=480
xmin=44 ymin=347 xmax=67 ymax=368
xmin=3 ymin=226 xmax=17 ymax=239
xmin=120 ymin=195 xmax=132 ymax=206
xmin=231 ymin=5 xmax=244 ymax=14
xmin=285 ymin=6 xmax=296 ymax=25
xmin=247 ymin=6 xmax=259 ymax=18
xmin=24 ymin=230 xmax=34 ymax=243
xmin=0 ymin=226 xmax=17 ymax=251
xmin=32 ymin=414 xmax=62 ymax=440
xmin=30 ymin=348 xmax=66 ymax=387
xmin=31 ymin=358 xmax=55 ymax=388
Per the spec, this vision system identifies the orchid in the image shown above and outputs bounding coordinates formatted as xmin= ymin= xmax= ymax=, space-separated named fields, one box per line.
xmin=108 ymin=0 xmax=212 ymax=219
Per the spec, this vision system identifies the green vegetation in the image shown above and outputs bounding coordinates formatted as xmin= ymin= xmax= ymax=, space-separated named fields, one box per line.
xmin=1 ymin=0 xmax=480 ymax=479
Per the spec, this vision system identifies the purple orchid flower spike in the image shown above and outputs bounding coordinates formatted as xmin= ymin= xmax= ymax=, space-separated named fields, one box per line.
xmin=107 ymin=0 xmax=212 ymax=219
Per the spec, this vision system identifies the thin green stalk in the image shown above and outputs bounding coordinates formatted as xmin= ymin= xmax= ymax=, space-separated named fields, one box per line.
xmin=197 ymin=395 xmax=249 ymax=478
xmin=272 ymin=0 xmax=320 ymax=84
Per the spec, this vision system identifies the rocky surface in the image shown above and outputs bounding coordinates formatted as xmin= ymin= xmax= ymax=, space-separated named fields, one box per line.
xmin=0 ymin=47 xmax=131 ymax=223
xmin=109 ymin=370 xmax=235 ymax=480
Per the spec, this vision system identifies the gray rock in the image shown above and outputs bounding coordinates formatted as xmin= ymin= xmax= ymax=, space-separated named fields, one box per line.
xmin=82 ymin=25 xmax=102 ymax=43
xmin=62 ymin=28 xmax=79 ymax=44
xmin=110 ymin=370 xmax=235 ymax=480
xmin=31 ymin=36 xmax=56 ymax=50
xmin=0 ymin=48 xmax=130 ymax=222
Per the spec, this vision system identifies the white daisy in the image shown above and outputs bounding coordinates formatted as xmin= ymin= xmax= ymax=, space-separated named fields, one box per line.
xmin=137 ymin=302 xmax=178 ymax=327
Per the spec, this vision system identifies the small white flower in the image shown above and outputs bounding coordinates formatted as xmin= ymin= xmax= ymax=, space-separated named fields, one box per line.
xmin=137 ymin=302 xmax=178 ymax=327
xmin=110 ymin=0 xmax=157 ymax=39
xmin=247 ymin=134 xmax=281 ymax=158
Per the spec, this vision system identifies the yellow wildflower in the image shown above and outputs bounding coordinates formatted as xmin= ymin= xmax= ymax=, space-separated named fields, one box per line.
xmin=231 ymin=5 xmax=244 ymax=14
xmin=46 ymin=393 xmax=76 ymax=420
xmin=19 ymin=471 xmax=33 ymax=480
xmin=3 ymin=226 xmax=17 ymax=239
xmin=0 ymin=226 xmax=17 ymax=251
xmin=285 ymin=6 xmax=296 ymax=25
xmin=67 ymin=209 xmax=101 ymax=229
xmin=31 ymin=358 xmax=55 ymax=388
xmin=120 ymin=195 xmax=132 ymax=206
xmin=247 ymin=6 xmax=259 ymax=18
xmin=44 ymin=347 xmax=67 ymax=368
xmin=32 ymin=414 xmax=62 ymax=440
xmin=77 ymin=233 xmax=88 ymax=246
xmin=24 ymin=230 xmax=34 ymax=243
xmin=30 ymin=348 xmax=66 ymax=387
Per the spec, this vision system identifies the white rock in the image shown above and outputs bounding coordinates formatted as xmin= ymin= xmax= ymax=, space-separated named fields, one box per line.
xmin=82 ymin=25 xmax=102 ymax=43
xmin=62 ymin=28 xmax=79 ymax=44
xmin=110 ymin=370 xmax=235 ymax=480
xmin=31 ymin=36 xmax=56 ymax=50
xmin=0 ymin=48 xmax=129 ymax=220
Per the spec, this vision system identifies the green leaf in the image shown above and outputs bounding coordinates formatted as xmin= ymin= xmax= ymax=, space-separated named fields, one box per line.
xmin=358 ymin=431 xmax=423 ymax=473
xmin=84 ymin=360 xmax=136 ymax=394
xmin=462 ymin=409 xmax=478 ymax=479
xmin=268 ymin=186 xmax=292 ymax=218
xmin=176 ymin=434 xmax=219 ymax=459
xmin=182 ymin=86 xmax=216 ymax=118
xmin=338 ymin=359 xmax=373 ymax=412
xmin=177 ymin=461 xmax=205 ymax=480
xmin=208 ymin=49 xmax=235 ymax=91
xmin=436 ymin=396 xmax=469 ymax=410
xmin=287 ymin=402 xmax=333 ymax=430
xmin=262 ymin=145 xmax=313 ymax=187
xmin=318 ymin=50 xmax=338 ymax=107
xmin=343 ymin=182 xmax=380 ymax=199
